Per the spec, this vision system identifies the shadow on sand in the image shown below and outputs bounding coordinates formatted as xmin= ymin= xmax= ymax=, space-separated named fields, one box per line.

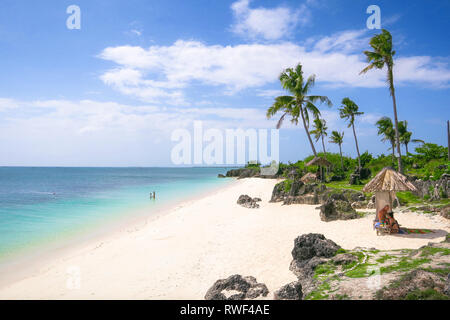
xmin=392 ymin=228 xmax=448 ymax=240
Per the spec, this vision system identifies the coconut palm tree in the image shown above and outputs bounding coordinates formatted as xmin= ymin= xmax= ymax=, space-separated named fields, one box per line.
xmin=266 ymin=63 xmax=332 ymax=157
xmin=376 ymin=117 xmax=396 ymax=163
xmin=360 ymin=29 xmax=403 ymax=173
xmin=398 ymin=120 xmax=412 ymax=154
xmin=329 ymin=131 xmax=345 ymax=170
xmin=310 ymin=118 xmax=328 ymax=158
xmin=339 ymin=97 xmax=364 ymax=170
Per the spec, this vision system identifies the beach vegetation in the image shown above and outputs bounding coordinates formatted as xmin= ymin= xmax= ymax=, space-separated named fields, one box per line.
xmin=329 ymin=131 xmax=345 ymax=170
xmin=380 ymin=257 xmax=431 ymax=274
xmin=404 ymin=289 xmax=449 ymax=300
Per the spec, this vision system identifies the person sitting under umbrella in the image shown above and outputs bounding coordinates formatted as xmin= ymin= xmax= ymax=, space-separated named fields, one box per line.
xmin=378 ymin=204 xmax=390 ymax=222
xmin=378 ymin=205 xmax=399 ymax=233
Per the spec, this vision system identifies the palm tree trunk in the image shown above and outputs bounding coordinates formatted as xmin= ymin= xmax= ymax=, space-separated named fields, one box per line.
xmin=405 ymin=143 xmax=409 ymax=155
xmin=352 ymin=123 xmax=361 ymax=170
xmin=391 ymin=142 xmax=395 ymax=164
xmin=300 ymin=107 xmax=317 ymax=157
xmin=339 ymin=144 xmax=344 ymax=171
xmin=389 ymin=66 xmax=403 ymax=173
xmin=447 ymin=120 xmax=449 ymax=161
xmin=321 ymin=135 xmax=327 ymax=158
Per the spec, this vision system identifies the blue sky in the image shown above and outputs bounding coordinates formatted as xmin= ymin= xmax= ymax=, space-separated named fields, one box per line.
xmin=0 ymin=0 xmax=449 ymax=166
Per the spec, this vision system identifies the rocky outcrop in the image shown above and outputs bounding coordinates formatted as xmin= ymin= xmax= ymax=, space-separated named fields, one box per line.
xmin=319 ymin=199 xmax=359 ymax=222
xmin=440 ymin=204 xmax=450 ymax=219
xmin=289 ymin=234 xmax=340 ymax=296
xmin=412 ymin=174 xmax=449 ymax=201
xmin=331 ymin=253 xmax=358 ymax=265
xmin=237 ymin=195 xmax=261 ymax=209
xmin=270 ymin=180 xmax=325 ymax=204
xmin=218 ymin=174 xmax=226 ymax=178
xmin=283 ymin=234 xmax=450 ymax=300
xmin=225 ymin=168 xmax=260 ymax=179
xmin=445 ymin=274 xmax=450 ymax=296
xmin=351 ymin=201 xmax=368 ymax=209
xmin=375 ymin=269 xmax=448 ymax=300
xmin=204 ymin=274 xmax=269 ymax=300
xmin=270 ymin=180 xmax=365 ymax=207
xmin=273 ymin=281 xmax=303 ymax=300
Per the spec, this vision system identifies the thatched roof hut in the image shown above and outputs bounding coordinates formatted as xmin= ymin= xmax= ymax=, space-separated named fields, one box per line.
xmin=305 ymin=157 xmax=332 ymax=167
xmin=363 ymin=167 xmax=417 ymax=215
xmin=363 ymin=167 xmax=417 ymax=193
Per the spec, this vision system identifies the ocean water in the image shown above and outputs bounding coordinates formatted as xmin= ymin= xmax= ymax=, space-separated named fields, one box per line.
xmin=0 ymin=167 xmax=233 ymax=264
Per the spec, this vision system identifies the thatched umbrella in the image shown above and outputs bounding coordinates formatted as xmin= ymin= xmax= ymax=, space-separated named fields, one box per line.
xmin=363 ymin=167 xmax=417 ymax=214
xmin=363 ymin=167 xmax=417 ymax=193
xmin=306 ymin=157 xmax=332 ymax=182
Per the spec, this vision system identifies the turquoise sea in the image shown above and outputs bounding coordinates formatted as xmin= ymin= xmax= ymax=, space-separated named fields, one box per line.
xmin=0 ymin=167 xmax=233 ymax=265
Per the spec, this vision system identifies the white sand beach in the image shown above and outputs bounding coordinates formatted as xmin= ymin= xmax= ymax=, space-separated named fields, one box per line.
xmin=0 ymin=178 xmax=448 ymax=300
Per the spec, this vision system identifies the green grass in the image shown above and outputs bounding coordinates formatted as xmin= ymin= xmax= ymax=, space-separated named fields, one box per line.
xmin=396 ymin=192 xmax=423 ymax=206
xmin=380 ymin=257 xmax=431 ymax=274
xmin=283 ymin=179 xmax=293 ymax=192
xmin=376 ymin=254 xmax=397 ymax=263
xmin=342 ymin=260 xmax=358 ymax=270
xmin=334 ymin=248 xmax=347 ymax=255
xmin=314 ymin=263 xmax=337 ymax=278
xmin=419 ymin=246 xmax=450 ymax=257
xmin=421 ymin=266 xmax=450 ymax=276
xmin=305 ymin=281 xmax=331 ymax=300
xmin=345 ymin=264 xmax=375 ymax=278
xmin=324 ymin=181 xmax=368 ymax=192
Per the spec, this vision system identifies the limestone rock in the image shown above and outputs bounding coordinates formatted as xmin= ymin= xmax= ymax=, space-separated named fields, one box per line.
xmin=274 ymin=281 xmax=303 ymax=300
xmin=205 ymin=274 xmax=269 ymax=300
xmin=237 ymin=195 xmax=260 ymax=209
xmin=319 ymin=199 xmax=359 ymax=222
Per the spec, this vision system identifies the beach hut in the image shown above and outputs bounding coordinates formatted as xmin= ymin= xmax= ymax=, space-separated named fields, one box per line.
xmin=363 ymin=167 xmax=417 ymax=214
xmin=305 ymin=157 xmax=332 ymax=182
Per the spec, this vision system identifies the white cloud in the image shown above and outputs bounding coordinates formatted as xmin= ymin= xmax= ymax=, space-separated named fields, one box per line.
xmin=98 ymin=30 xmax=450 ymax=104
xmin=0 ymin=98 xmax=20 ymax=111
xmin=230 ymin=0 xmax=308 ymax=40
xmin=0 ymin=98 xmax=280 ymax=165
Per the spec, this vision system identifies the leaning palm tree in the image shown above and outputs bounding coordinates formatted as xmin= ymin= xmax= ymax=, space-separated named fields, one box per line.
xmin=310 ymin=118 xmax=328 ymax=158
xmin=266 ymin=63 xmax=332 ymax=157
xmin=376 ymin=117 xmax=396 ymax=164
xmin=360 ymin=29 xmax=403 ymax=173
xmin=339 ymin=97 xmax=364 ymax=170
xmin=329 ymin=131 xmax=345 ymax=170
xmin=398 ymin=120 xmax=412 ymax=154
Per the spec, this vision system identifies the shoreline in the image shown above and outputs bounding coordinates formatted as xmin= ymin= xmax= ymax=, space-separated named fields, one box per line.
xmin=0 ymin=178 xmax=237 ymax=289
xmin=0 ymin=177 xmax=448 ymax=299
